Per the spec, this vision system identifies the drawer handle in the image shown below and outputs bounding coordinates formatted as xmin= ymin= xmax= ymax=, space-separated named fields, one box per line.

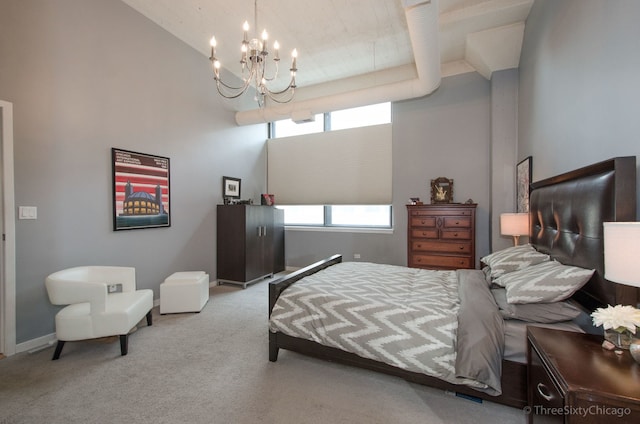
xmin=421 ymin=220 xmax=427 ymax=225
xmin=422 ymin=232 xmax=428 ymax=236
xmin=536 ymin=383 xmax=554 ymax=402
xmin=453 ymin=233 xmax=458 ymax=237
xmin=459 ymin=246 xmax=464 ymax=250
xmin=417 ymin=244 xmax=422 ymax=248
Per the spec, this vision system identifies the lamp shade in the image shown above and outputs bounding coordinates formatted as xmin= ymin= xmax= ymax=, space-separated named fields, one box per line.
xmin=603 ymin=222 xmax=640 ymax=288
xmin=500 ymin=213 xmax=529 ymax=236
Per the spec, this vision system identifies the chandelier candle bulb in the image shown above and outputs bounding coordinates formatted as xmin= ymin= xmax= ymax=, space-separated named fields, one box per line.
xmin=273 ymin=41 xmax=280 ymax=60
xmin=243 ymin=21 xmax=249 ymax=42
xmin=209 ymin=36 xmax=216 ymax=57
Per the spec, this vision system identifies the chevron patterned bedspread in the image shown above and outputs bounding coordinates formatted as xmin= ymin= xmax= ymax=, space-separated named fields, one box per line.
xmin=269 ymin=262 xmax=503 ymax=394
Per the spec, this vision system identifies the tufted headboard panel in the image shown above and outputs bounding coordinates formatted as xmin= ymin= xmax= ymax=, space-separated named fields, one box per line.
xmin=529 ymin=157 xmax=637 ymax=310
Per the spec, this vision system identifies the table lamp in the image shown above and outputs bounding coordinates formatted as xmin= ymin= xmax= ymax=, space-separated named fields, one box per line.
xmin=603 ymin=222 xmax=640 ymax=362
xmin=500 ymin=213 xmax=529 ymax=246
xmin=603 ymin=222 xmax=640 ymax=288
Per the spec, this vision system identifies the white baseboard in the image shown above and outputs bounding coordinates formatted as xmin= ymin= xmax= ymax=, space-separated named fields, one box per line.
xmin=16 ymin=333 xmax=57 ymax=354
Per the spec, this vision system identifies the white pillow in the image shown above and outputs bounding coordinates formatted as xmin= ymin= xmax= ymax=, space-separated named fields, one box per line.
xmin=496 ymin=260 xmax=594 ymax=304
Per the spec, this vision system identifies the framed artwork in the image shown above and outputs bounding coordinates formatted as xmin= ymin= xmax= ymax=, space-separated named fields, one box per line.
xmin=223 ymin=176 xmax=241 ymax=199
xmin=517 ymin=156 xmax=532 ymax=213
xmin=112 ymin=148 xmax=170 ymax=231
xmin=261 ymin=194 xmax=275 ymax=206
xmin=430 ymin=177 xmax=454 ymax=204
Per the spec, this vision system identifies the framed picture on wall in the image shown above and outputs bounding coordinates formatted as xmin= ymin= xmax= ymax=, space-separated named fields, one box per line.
xmin=516 ymin=156 xmax=532 ymax=213
xmin=112 ymin=148 xmax=170 ymax=231
xmin=223 ymin=176 xmax=241 ymax=199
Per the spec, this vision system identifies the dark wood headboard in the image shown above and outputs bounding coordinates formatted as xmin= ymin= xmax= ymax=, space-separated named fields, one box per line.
xmin=529 ymin=157 xmax=637 ymax=311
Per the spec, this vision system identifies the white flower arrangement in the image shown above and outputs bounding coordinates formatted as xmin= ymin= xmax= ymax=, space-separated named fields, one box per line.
xmin=591 ymin=304 xmax=640 ymax=333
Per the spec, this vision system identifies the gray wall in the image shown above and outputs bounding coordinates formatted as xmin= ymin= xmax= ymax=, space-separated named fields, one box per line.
xmin=285 ymin=72 xmax=495 ymax=268
xmin=0 ymin=0 xmax=267 ymax=343
xmin=519 ymin=0 xmax=640 ymax=216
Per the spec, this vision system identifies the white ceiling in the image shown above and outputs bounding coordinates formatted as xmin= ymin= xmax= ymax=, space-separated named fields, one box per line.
xmin=121 ymin=0 xmax=533 ymax=114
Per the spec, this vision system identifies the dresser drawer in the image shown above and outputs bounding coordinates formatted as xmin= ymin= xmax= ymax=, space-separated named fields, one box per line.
xmin=411 ymin=209 xmax=473 ymax=217
xmin=442 ymin=217 xmax=471 ymax=228
xmin=411 ymin=229 xmax=438 ymax=239
xmin=410 ymin=217 xmax=437 ymax=228
xmin=441 ymin=229 xmax=471 ymax=240
xmin=411 ymin=254 xmax=471 ymax=269
xmin=529 ymin=345 xmax=564 ymax=423
xmin=412 ymin=241 xmax=471 ymax=254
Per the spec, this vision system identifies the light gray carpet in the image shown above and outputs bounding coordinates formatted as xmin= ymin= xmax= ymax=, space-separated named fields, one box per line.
xmin=0 ymin=280 xmax=526 ymax=423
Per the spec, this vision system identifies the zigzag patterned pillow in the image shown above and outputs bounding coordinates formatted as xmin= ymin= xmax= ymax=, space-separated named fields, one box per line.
xmin=481 ymin=244 xmax=550 ymax=281
xmin=496 ymin=260 xmax=595 ymax=304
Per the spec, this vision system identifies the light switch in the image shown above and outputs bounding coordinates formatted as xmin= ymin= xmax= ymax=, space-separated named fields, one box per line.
xmin=18 ymin=206 xmax=37 ymax=220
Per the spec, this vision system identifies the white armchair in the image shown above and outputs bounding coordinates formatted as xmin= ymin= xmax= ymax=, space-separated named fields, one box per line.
xmin=45 ymin=266 xmax=153 ymax=360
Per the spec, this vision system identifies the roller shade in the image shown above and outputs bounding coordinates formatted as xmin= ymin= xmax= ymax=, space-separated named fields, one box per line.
xmin=267 ymin=123 xmax=392 ymax=205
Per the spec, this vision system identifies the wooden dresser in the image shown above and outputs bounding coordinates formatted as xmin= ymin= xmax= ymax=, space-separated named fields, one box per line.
xmin=406 ymin=203 xmax=476 ymax=270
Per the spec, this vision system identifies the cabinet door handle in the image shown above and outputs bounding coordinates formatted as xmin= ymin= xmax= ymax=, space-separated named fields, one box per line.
xmin=263 ymin=226 xmax=266 ymax=236
xmin=536 ymin=383 xmax=554 ymax=402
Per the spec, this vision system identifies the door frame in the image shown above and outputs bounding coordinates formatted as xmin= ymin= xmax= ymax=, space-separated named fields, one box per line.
xmin=1 ymin=100 xmax=16 ymax=356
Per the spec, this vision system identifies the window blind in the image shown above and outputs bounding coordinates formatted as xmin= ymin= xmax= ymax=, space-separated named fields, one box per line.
xmin=267 ymin=123 xmax=392 ymax=205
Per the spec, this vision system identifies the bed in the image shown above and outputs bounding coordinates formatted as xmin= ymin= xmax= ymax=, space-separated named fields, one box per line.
xmin=268 ymin=156 xmax=638 ymax=408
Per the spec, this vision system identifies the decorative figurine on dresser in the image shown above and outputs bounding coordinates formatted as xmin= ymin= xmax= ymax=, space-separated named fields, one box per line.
xmin=407 ymin=178 xmax=476 ymax=270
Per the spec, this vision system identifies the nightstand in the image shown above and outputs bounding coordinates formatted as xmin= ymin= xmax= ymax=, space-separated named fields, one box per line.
xmin=527 ymin=326 xmax=640 ymax=423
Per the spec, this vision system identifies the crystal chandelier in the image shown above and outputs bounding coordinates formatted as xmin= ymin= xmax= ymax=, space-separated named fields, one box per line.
xmin=209 ymin=0 xmax=298 ymax=107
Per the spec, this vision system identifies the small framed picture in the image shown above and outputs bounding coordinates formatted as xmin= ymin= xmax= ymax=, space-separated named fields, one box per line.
xmin=223 ymin=176 xmax=241 ymax=199
xmin=430 ymin=177 xmax=454 ymax=204
xmin=261 ymin=194 xmax=275 ymax=206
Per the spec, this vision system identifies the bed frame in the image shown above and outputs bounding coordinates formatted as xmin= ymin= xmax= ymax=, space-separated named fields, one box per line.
xmin=268 ymin=156 xmax=637 ymax=408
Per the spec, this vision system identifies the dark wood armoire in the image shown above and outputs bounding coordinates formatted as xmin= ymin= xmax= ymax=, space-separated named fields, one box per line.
xmin=216 ymin=205 xmax=284 ymax=288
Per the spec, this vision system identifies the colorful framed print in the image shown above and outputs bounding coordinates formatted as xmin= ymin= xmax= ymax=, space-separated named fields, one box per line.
xmin=112 ymin=148 xmax=170 ymax=230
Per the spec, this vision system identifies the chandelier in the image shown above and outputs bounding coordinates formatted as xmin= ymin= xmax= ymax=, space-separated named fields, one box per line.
xmin=209 ymin=0 xmax=298 ymax=107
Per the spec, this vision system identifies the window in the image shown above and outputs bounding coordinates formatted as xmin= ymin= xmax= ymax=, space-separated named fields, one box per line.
xmin=271 ymin=103 xmax=392 ymax=229
xmin=330 ymin=103 xmax=391 ymax=131
xmin=271 ymin=114 xmax=324 ymax=138
xmin=276 ymin=205 xmax=392 ymax=229
xmin=271 ymin=102 xmax=390 ymax=137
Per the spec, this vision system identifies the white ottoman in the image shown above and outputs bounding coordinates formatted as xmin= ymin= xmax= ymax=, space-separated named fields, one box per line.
xmin=160 ymin=271 xmax=210 ymax=314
